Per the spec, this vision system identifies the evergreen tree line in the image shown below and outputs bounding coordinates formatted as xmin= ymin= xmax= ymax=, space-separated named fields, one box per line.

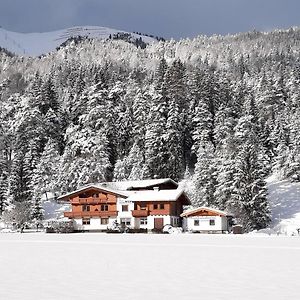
xmin=1 ymin=28 xmax=300 ymax=231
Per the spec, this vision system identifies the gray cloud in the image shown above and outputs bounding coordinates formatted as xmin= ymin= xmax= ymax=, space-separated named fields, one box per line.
xmin=0 ymin=0 xmax=299 ymax=38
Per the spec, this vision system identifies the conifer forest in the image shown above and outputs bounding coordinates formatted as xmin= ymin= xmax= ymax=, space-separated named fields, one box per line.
xmin=1 ymin=28 xmax=300 ymax=231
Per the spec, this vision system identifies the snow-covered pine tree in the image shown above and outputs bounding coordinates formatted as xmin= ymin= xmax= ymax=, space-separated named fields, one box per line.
xmin=281 ymin=110 xmax=300 ymax=181
xmin=127 ymin=142 xmax=145 ymax=180
xmin=0 ymin=174 xmax=8 ymax=215
xmin=30 ymin=139 xmax=61 ymax=199
xmin=58 ymin=81 xmax=113 ymax=191
xmin=232 ymin=142 xmax=271 ymax=231
xmin=189 ymin=69 xmax=214 ymax=155
xmin=231 ymin=113 xmax=271 ymax=231
xmin=213 ymin=103 xmax=237 ymax=210
xmin=0 ymin=130 xmax=9 ymax=214
xmin=191 ymin=142 xmax=216 ymax=207
xmin=143 ymin=91 xmax=167 ymax=178
xmin=163 ymin=60 xmax=186 ymax=180
xmin=144 ymin=63 xmax=168 ymax=179
xmin=31 ymin=196 xmax=44 ymax=223
xmin=9 ymin=146 xmax=32 ymax=204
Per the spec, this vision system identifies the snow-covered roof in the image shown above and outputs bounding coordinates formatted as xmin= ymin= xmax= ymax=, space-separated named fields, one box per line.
xmin=180 ymin=207 xmax=233 ymax=217
xmin=99 ymin=178 xmax=178 ymax=191
xmin=126 ymin=188 xmax=190 ymax=203
xmin=56 ymin=179 xmax=190 ymax=204
xmin=57 ymin=184 xmax=130 ymax=201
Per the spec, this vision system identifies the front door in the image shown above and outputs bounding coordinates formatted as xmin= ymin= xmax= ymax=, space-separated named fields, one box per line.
xmin=154 ymin=218 xmax=164 ymax=230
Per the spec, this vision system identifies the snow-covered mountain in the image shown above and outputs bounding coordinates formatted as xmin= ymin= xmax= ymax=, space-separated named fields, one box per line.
xmin=0 ymin=26 xmax=158 ymax=57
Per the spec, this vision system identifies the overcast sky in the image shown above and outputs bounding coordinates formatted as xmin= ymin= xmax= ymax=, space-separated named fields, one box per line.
xmin=0 ymin=0 xmax=299 ymax=39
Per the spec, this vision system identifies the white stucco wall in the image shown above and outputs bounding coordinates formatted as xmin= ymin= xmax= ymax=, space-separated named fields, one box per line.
xmin=183 ymin=216 xmax=229 ymax=232
xmin=134 ymin=217 xmax=147 ymax=229
xmin=116 ymin=198 xmax=135 ymax=227
xmin=132 ymin=215 xmax=180 ymax=230
xmin=74 ymin=217 xmax=117 ymax=231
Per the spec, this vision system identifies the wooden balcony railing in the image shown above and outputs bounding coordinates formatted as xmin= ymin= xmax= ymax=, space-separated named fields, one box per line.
xmin=71 ymin=197 xmax=116 ymax=205
xmin=149 ymin=209 xmax=169 ymax=216
xmin=64 ymin=211 xmax=118 ymax=218
xmin=132 ymin=209 xmax=149 ymax=217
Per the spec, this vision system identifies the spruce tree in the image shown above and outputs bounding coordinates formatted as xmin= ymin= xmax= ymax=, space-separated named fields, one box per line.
xmin=192 ymin=142 xmax=217 ymax=207
xmin=163 ymin=60 xmax=186 ymax=180
xmin=231 ymin=114 xmax=271 ymax=231
xmin=0 ymin=174 xmax=8 ymax=215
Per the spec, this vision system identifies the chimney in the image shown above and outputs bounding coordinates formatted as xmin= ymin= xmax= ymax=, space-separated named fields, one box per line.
xmin=153 ymin=186 xmax=159 ymax=192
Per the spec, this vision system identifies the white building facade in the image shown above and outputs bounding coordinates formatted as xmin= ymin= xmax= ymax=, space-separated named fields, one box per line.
xmin=181 ymin=207 xmax=233 ymax=233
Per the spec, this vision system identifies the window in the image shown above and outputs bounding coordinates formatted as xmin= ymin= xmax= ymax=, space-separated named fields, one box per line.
xmin=140 ymin=218 xmax=147 ymax=225
xmin=101 ymin=204 xmax=108 ymax=211
xmin=172 ymin=218 xmax=178 ymax=226
xmin=209 ymin=219 xmax=215 ymax=226
xmin=82 ymin=205 xmax=90 ymax=212
xmin=194 ymin=220 xmax=200 ymax=226
xmin=82 ymin=218 xmax=90 ymax=225
xmin=101 ymin=218 xmax=109 ymax=225
xmin=140 ymin=203 xmax=147 ymax=210
xmin=122 ymin=205 xmax=128 ymax=212
xmin=154 ymin=204 xmax=164 ymax=210
xmin=120 ymin=218 xmax=131 ymax=226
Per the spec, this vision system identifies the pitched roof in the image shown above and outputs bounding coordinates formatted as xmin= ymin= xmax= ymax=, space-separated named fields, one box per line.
xmin=126 ymin=188 xmax=190 ymax=204
xmin=99 ymin=178 xmax=178 ymax=191
xmin=57 ymin=184 xmax=130 ymax=201
xmin=180 ymin=207 xmax=233 ymax=217
xmin=56 ymin=179 xmax=190 ymax=204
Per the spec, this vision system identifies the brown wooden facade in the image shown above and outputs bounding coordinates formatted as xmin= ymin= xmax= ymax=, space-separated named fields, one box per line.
xmin=62 ymin=188 xmax=124 ymax=220
xmin=132 ymin=196 xmax=186 ymax=217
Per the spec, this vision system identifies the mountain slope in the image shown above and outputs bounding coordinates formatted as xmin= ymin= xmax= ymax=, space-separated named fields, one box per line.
xmin=267 ymin=175 xmax=300 ymax=235
xmin=0 ymin=26 xmax=157 ymax=57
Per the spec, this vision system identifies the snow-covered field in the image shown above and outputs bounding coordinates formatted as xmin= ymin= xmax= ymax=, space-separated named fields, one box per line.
xmin=0 ymin=233 xmax=299 ymax=300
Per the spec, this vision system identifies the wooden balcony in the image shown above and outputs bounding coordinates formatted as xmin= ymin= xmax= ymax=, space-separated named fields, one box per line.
xmin=132 ymin=209 xmax=149 ymax=217
xmin=71 ymin=197 xmax=116 ymax=205
xmin=64 ymin=211 xmax=118 ymax=218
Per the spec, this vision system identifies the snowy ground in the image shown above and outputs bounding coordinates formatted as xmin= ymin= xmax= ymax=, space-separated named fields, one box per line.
xmin=0 ymin=233 xmax=299 ymax=300
xmin=267 ymin=175 xmax=300 ymax=235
